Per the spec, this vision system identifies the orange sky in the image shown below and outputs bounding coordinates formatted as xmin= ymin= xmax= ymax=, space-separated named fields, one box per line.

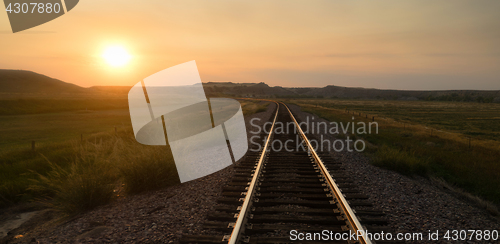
xmin=1 ymin=0 xmax=500 ymax=90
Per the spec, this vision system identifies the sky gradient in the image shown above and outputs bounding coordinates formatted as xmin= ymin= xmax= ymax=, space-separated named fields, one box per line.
xmin=1 ymin=0 xmax=500 ymax=90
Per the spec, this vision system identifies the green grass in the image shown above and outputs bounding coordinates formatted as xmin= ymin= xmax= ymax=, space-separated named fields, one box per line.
xmin=372 ymin=145 xmax=430 ymax=176
xmin=0 ymin=97 xmax=173 ymax=212
xmin=117 ymin=138 xmax=179 ymax=194
xmin=0 ymin=109 xmax=131 ymax=154
xmin=0 ymin=98 xmax=128 ymax=115
xmin=0 ymin=97 xmax=264 ymax=213
xmin=240 ymin=100 xmax=271 ymax=116
xmin=28 ymin=144 xmax=118 ymax=214
xmin=293 ymin=100 xmax=500 ymax=207
xmin=1 ymin=128 xmax=179 ymax=213
xmin=296 ymin=99 xmax=500 ymax=142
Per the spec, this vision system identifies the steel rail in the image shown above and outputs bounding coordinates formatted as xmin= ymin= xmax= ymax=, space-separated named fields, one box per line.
xmin=282 ymin=103 xmax=372 ymax=244
xmin=227 ymin=102 xmax=280 ymax=244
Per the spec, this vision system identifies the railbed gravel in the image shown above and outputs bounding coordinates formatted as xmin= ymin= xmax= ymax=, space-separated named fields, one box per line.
xmin=288 ymin=104 xmax=500 ymax=243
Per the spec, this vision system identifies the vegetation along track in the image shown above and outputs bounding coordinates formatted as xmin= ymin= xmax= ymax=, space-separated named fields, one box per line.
xmin=181 ymin=102 xmax=394 ymax=244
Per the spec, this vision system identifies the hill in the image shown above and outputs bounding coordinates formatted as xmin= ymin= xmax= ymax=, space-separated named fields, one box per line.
xmin=204 ymin=82 xmax=500 ymax=103
xmin=292 ymin=85 xmax=500 ymax=102
xmin=0 ymin=70 xmax=87 ymax=94
xmin=84 ymin=81 xmax=500 ymax=103
xmin=1 ymin=70 xmax=498 ymax=103
xmin=203 ymin=82 xmax=296 ymax=97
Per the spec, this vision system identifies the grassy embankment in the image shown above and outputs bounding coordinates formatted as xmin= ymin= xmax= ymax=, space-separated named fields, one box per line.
xmin=293 ymin=99 xmax=500 ymax=212
xmin=0 ymin=98 xmax=266 ymax=214
xmin=239 ymin=100 xmax=270 ymax=116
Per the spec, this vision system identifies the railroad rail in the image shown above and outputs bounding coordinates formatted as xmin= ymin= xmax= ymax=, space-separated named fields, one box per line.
xmin=181 ymin=102 xmax=391 ymax=244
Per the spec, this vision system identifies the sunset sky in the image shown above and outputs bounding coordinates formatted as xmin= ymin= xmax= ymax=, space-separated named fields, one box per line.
xmin=1 ymin=0 xmax=500 ymax=90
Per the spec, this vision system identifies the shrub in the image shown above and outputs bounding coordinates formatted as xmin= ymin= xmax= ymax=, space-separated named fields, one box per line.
xmin=29 ymin=141 xmax=118 ymax=214
xmin=5 ymin=128 xmax=180 ymax=214
xmin=117 ymin=139 xmax=179 ymax=194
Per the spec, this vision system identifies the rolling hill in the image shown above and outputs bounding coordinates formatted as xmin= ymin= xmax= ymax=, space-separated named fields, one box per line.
xmin=204 ymin=82 xmax=500 ymax=103
xmin=0 ymin=70 xmax=87 ymax=94
xmin=1 ymin=70 xmax=499 ymax=103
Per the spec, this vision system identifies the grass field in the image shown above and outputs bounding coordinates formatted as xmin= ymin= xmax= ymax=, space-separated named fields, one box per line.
xmin=0 ymin=106 xmax=144 ymax=210
xmin=0 ymin=109 xmax=131 ymax=155
xmin=297 ymin=99 xmax=500 ymax=142
xmin=291 ymin=99 xmax=500 ymax=210
xmin=0 ymin=97 xmax=268 ymax=212
xmin=0 ymin=98 xmax=128 ymax=115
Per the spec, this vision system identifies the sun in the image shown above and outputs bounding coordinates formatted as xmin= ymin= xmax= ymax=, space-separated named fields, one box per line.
xmin=102 ymin=46 xmax=131 ymax=67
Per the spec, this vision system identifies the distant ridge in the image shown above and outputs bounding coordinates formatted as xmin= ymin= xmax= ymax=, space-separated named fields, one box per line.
xmin=1 ymin=70 xmax=499 ymax=103
xmin=88 ymin=86 xmax=132 ymax=95
xmin=298 ymin=85 xmax=500 ymax=102
xmin=0 ymin=70 xmax=86 ymax=94
xmin=204 ymin=82 xmax=500 ymax=103
xmin=203 ymin=82 xmax=296 ymax=97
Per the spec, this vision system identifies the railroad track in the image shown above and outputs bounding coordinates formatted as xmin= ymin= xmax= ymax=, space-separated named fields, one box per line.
xmin=181 ymin=102 xmax=392 ymax=244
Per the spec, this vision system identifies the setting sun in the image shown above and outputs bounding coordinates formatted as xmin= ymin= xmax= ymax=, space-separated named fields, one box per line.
xmin=102 ymin=46 xmax=131 ymax=67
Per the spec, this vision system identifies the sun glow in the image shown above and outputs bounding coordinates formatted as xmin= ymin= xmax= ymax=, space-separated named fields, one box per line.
xmin=102 ymin=46 xmax=131 ymax=67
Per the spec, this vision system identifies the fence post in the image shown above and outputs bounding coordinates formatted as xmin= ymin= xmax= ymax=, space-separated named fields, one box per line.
xmin=372 ymin=116 xmax=375 ymax=121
